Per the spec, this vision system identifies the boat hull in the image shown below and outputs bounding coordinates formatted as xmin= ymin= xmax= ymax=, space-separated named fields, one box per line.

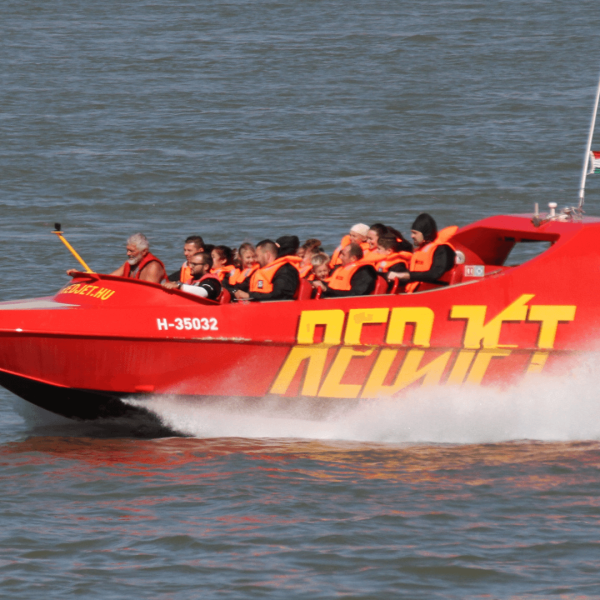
xmin=1 ymin=214 xmax=600 ymax=423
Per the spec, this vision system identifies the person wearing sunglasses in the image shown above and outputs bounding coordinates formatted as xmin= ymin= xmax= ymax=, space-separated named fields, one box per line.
xmin=162 ymin=252 xmax=221 ymax=301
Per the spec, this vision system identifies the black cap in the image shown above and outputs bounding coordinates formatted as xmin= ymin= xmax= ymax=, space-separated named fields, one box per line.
xmin=411 ymin=213 xmax=438 ymax=243
xmin=275 ymin=235 xmax=300 ymax=258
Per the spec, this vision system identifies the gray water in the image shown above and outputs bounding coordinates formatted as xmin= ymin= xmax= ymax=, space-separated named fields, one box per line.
xmin=2 ymin=0 xmax=600 ymax=597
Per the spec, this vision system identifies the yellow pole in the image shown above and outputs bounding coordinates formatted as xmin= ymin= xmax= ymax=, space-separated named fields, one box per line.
xmin=52 ymin=225 xmax=94 ymax=273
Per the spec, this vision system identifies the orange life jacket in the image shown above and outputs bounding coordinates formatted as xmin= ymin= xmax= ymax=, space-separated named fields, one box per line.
xmin=249 ymin=256 xmax=299 ymax=294
xmin=181 ymin=273 xmax=223 ymax=301
xmin=179 ymin=261 xmax=191 ymax=284
xmin=229 ymin=264 xmax=259 ymax=286
xmin=329 ymin=235 xmax=351 ymax=268
xmin=361 ymin=249 xmax=389 ymax=265
xmin=329 ymin=236 xmax=370 ymax=268
xmin=327 ymin=261 xmax=368 ymax=291
xmin=299 ymin=264 xmax=314 ymax=279
xmin=122 ymin=252 xmax=166 ymax=282
xmin=405 ymin=226 xmax=458 ymax=293
xmin=375 ymin=251 xmax=412 ymax=273
xmin=198 ymin=273 xmax=223 ymax=301
xmin=211 ymin=264 xmax=236 ymax=282
xmin=287 ymin=255 xmax=303 ymax=270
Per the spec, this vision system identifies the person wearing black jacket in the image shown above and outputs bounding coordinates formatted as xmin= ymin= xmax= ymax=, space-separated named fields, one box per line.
xmin=234 ymin=240 xmax=299 ymax=302
xmin=162 ymin=252 xmax=221 ymax=301
xmin=388 ymin=213 xmax=455 ymax=289
xmin=166 ymin=235 xmax=205 ymax=282
xmin=313 ymin=244 xmax=377 ymax=297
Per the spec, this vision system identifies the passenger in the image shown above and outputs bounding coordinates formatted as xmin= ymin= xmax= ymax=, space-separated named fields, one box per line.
xmin=374 ymin=234 xmax=412 ymax=290
xmin=162 ymin=252 xmax=221 ymax=301
xmin=167 ymin=235 xmax=204 ymax=283
xmin=387 ymin=226 xmax=413 ymax=253
xmin=227 ymin=243 xmax=259 ymax=292
xmin=300 ymin=238 xmax=322 ymax=255
xmin=314 ymin=243 xmax=377 ymax=297
xmin=363 ymin=223 xmax=388 ymax=262
xmin=234 ymin=239 xmax=299 ymax=301
xmin=276 ymin=235 xmax=301 ymax=259
xmin=374 ymin=234 xmax=411 ymax=273
xmin=329 ymin=224 xmax=371 ymax=267
xmin=298 ymin=238 xmax=323 ymax=279
xmin=388 ymin=213 xmax=456 ymax=293
xmin=311 ymin=252 xmax=331 ymax=282
xmin=275 ymin=235 xmax=302 ymax=272
xmin=108 ymin=233 xmax=166 ymax=283
xmin=211 ymin=245 xmax=236 ymax=282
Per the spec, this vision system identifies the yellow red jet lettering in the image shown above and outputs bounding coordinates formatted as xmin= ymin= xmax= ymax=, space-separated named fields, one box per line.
xmin=270 ymin=346 xmax=329 ymax=396
xmin=272 ymin=300 xmax=577 ymax=397
xmin=527 ymin=305 xmax=577 ymax=349
xmin=318 ymin=347 xmax=374 ymax=398
xmin=451 ymin=294 xmax=534 ymax=349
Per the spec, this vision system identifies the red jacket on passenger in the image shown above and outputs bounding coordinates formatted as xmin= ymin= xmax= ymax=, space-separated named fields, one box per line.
xmin=122 ymin=252 xmax=166 ymax=282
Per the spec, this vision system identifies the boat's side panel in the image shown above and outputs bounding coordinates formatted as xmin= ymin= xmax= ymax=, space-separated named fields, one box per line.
xmin=0 ymin=216 xmax=600 ymax=420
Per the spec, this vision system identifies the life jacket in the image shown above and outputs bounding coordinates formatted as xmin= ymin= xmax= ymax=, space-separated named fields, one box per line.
xmin=327 ymin=261 xmax=369 ymax=291
xmin=375 ymin=251 xmax=412 ymax=273
xmin=198 ymin=273 xmax=223 ymax=301
xmin=249 ymin=256 xmax=299 ymax=294
xmin=329 ymin=235 xmax=351 ymax=268
xmin=123 ymin=252 xmax=166 ymax=282
xmin=286 ymin=255 xmax=303 ymax=270
xmin=405 ymin=226 xmax=458 ymax=293
xmin=299 ymin=264 xmax=314 ymax=280
xmin=181 ymin=273 xmax=223 ymax=301
xmin=361 ymin=250 xmax=388 ymax=265
xmin=329 ymin=236 xmax=370 ymax=268
xmin=211 ymin=264 xmax=236 ymax=282
xmin=179 ymin=261 xmax=191 ymax=284
xmin=229 ymin=264 xmax=259 ymax=286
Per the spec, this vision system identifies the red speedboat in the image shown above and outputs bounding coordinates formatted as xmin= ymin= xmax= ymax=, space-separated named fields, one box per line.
xmin=0 ymin=209 xmax=597 ymax=423
xmin=3 ymin=76 xmax=600 ymax=427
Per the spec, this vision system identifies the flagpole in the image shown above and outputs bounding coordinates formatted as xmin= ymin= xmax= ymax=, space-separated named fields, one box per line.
xmin=578 ymin=70 xmax=600 ymax=210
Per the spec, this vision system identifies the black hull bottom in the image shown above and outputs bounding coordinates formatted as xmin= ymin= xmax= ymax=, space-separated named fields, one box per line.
xmin=0 ymin=371 xmax=176 ymax=437
xmin=0 ymin=371 xmax=361 ymax=436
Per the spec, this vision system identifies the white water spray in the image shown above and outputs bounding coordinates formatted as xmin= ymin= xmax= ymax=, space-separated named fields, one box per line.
xmin=126 ymin=356 xmax=600 ymax=444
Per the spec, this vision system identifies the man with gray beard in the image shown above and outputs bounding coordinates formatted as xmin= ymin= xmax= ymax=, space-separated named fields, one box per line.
xmin=108 ymin=233 xmax=166 ymax=283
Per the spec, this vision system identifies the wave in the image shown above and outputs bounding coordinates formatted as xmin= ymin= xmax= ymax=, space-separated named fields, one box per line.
xmin=125 ymin=355 xmax=600 ymax=444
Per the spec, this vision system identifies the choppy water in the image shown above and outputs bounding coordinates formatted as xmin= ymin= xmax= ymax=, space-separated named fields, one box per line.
xmin=2 ymin=0 xmax=600 ymax=597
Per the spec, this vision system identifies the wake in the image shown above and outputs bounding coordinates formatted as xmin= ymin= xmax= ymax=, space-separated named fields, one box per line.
xmin=126 ymin=356 xmax=600 ymax=444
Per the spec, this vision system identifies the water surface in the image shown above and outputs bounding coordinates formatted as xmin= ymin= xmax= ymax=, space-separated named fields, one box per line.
xmin=2 ymin=0 xmax=600 ymax=597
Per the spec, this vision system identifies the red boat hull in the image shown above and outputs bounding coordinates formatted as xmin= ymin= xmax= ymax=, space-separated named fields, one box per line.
xmin=1 ymin=214 xmax=599 ymax=423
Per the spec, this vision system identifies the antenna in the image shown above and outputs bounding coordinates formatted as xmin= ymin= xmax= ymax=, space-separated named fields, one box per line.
xmin=578 ymin=69 xmax=600 ymax=210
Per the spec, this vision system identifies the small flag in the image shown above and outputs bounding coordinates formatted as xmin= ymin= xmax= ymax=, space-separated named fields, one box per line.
xmin=588 ymin=151 xmax=600 ymax=174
